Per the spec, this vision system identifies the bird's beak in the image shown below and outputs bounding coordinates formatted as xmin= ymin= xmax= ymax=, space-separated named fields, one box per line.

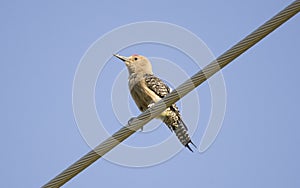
xmin=113 ymin=54 xmax=128 ymax=62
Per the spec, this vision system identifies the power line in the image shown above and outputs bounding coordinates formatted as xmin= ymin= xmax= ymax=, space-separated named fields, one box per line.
xmin=42 ymin=1 xmax=300 ymax=187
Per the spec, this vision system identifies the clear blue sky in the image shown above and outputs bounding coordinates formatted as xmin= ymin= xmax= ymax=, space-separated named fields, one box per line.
xmin=1 ymin=0 xmax=300 ymax=187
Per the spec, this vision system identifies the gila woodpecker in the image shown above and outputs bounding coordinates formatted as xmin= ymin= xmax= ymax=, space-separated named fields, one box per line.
xmin=114 ymin=54 xmax=196 ymax=152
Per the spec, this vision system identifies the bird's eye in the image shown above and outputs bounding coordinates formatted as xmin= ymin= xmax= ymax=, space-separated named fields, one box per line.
xmin=134 ymin=57 xmax=138 ymax=61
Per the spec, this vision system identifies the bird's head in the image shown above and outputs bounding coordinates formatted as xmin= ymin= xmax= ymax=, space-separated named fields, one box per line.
xmin=114 ymin=54 xmax=153 ymax=75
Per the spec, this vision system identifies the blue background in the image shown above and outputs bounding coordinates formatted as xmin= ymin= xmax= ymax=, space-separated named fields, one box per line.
xmin=1 ymin=0 xmax=299 ymax=187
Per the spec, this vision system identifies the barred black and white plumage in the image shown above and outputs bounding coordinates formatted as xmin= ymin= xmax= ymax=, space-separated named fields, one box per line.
xmin=114 ymin=54 xmax=196 ymax=152
xmin=144 ymin=74 xmax=196 ymax=152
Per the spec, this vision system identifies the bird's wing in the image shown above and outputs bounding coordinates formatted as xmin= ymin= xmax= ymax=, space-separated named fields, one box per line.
xmin=144 ymin=74 xmax=194 ymax=150
xmin=144 ymin=74 xmax=170 ymax=98
xmin=144 ymin=74 xmax=187 ymax=128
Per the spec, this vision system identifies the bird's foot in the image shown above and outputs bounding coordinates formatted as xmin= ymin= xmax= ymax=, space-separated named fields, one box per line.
xmin=127 ymin=117 xmax=135 ymax=126
xmin=147 ymin=103 xmax=155 ymax=109
xmin=127 ymin=117 xmax=144 ymax=132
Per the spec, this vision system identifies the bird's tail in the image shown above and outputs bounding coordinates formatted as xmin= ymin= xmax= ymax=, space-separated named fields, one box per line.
xmin=173 ymin=119 xmax=197 ymax=152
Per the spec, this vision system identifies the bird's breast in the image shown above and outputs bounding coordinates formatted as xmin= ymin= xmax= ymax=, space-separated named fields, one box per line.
xmin=128 ymin=76 xmax=161 ymax=112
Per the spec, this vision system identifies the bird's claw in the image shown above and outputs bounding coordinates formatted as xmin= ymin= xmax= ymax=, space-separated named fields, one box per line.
xmin=147 ymin=103 xmax=155 ymax=108
xmin=127 ymin=117 xmax=144 ymax=132
xmin=127 ymin=117 xmax=135 ymax=126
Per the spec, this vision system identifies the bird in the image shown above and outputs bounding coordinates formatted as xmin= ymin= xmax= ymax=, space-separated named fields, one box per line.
xmin=114 ymin=54 xmax=196 ymax=152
